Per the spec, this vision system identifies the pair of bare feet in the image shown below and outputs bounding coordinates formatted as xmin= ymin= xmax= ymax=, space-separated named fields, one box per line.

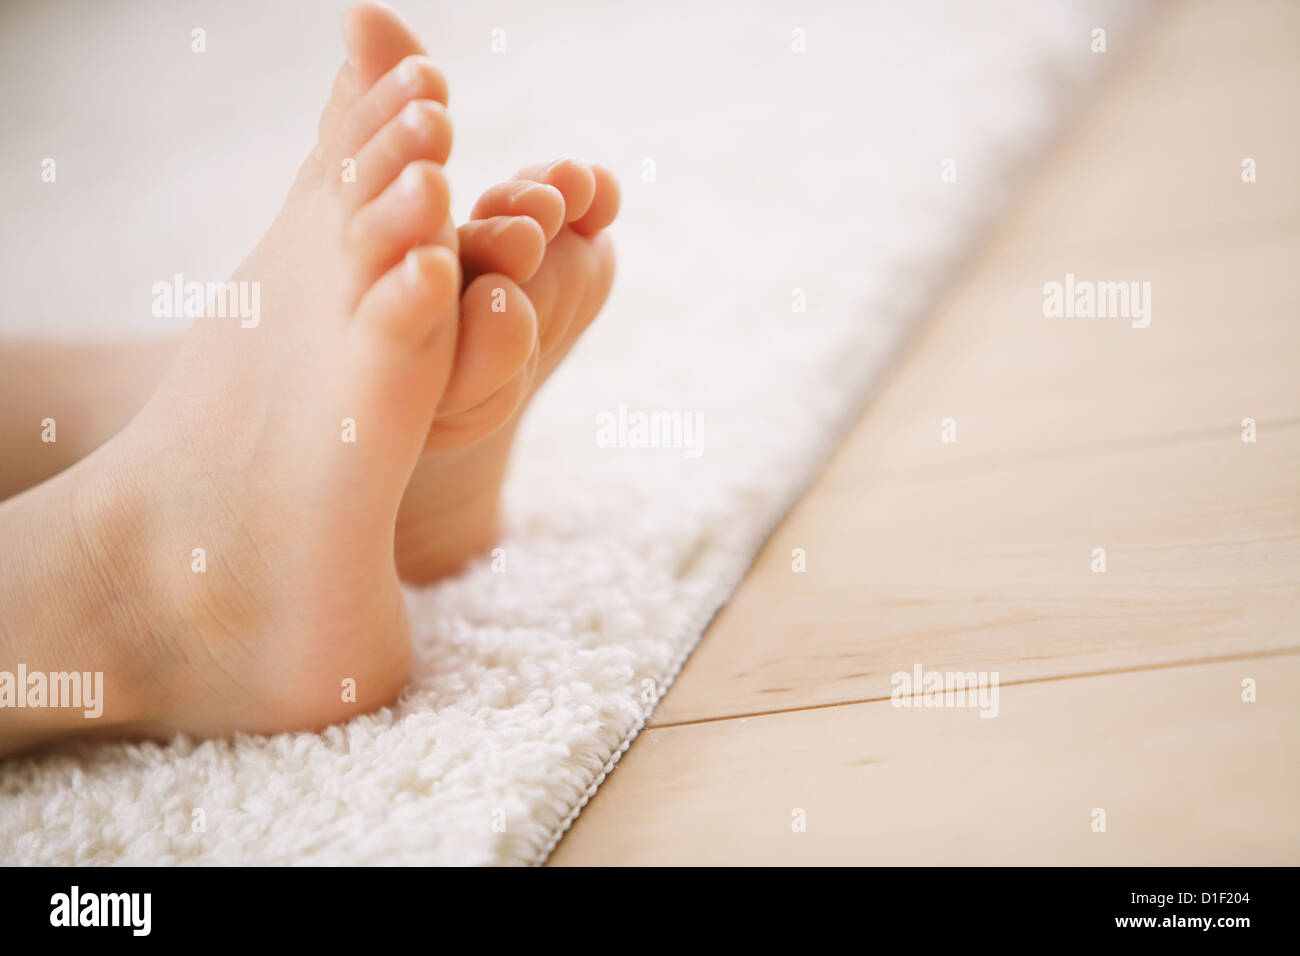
xmin=0 ymin=3 xmax=617 ymax=755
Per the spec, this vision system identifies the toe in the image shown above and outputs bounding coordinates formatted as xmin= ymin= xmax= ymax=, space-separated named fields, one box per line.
xmin=458 ymin=216 xmax=547 ymax=285
xmin=347 ymin=160 xmax=453 ymax=296
xmin=519 ymin=227 xmax=615 ymax=363
xmin=437 ymin=275 xmax=538 ymax=417
xmin=470 ymin=181 xmax=566 ymax=241
xmin=313 ymin=5 xmax=441 ymax=187
xmin=349 ymin=243 xmax=461 ymax=469
xmin=426 ymin=349 xmax=538 ymax=450
xmin=514 ymin=159 xmax=596 ymax=223
xmin=340 ymin=98 xmax=452 ymax=210
xmin=342 ymin=1 xmax=427 ymax=88
xmin=312 ymin=63 xmax=365 ymax=177
xmin=328 ymin=55 xmax=450 ymax=172
xmin=570 ymin=165 xmax=621 ymax=236
xmin=540 ymin=230 xmax=616 ymax=372
xmin=353 ymin=244 xmax=459 ymax=351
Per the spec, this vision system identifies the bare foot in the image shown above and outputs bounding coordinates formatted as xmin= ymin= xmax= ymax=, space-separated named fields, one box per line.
xmin=0 ymin=3 xmax=620 ymax=598
xmin=315 ymin=6 xmax=623 ymax=583
xmin=0 ymin=2 xmax=461 ymax=752
xmin=394 ymin=160 xmax=621 ymax=582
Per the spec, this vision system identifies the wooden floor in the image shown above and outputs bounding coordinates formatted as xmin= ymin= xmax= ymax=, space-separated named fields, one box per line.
xmin=549 ymin=0 xmax=1300 ymax=865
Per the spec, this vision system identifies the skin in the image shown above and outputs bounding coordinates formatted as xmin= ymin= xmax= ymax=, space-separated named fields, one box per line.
xmin=0 ymin=2 xmax=617 ymax=755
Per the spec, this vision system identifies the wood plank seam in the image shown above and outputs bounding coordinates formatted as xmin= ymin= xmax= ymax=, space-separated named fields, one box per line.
xmin=650 ymin=646 xmax=1300 ymax=730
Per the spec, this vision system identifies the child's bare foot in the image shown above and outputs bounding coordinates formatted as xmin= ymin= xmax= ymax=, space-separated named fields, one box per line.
xmin=0 ymin=3 xmax=459 ymax=752
xmin=394 ymin=160 xmax=620 ymax=582
xmin=0 ymin=3 xmax=617 ymax=616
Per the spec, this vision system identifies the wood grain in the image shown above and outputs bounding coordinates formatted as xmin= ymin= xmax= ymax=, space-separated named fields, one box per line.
xmin=551 ymin=657 xmax=1299 ymax=865
xmin=549 ymin=0 xmax=1300 ymax=864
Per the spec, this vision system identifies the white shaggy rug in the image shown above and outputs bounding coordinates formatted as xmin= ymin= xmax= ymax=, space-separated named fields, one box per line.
xmin=0 ymin=0 xmax=1145 ymax=864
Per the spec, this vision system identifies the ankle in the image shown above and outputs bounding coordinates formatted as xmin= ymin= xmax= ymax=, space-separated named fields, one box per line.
xmin=0 ymin=450 xmax=168 ymax=752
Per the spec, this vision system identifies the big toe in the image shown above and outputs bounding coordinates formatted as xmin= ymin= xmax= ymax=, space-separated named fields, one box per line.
xmin=428 ymin=275 xmax=539 ymax=449
xmin=571 ymin=165 xmax=621 ymax=237
xmin=314 ymin=2 xmax=433 ymax=169
xmin=350 ymin=244 xmax=462 ymax=471
xmin=342 ymin=1 xmax=427 ymax=88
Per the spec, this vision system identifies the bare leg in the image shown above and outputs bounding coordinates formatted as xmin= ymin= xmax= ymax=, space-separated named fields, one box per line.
xmin=0 ymin=2 xmax=463 ymax=755
xmin=0 ymin=337 xmax=180 ymax=500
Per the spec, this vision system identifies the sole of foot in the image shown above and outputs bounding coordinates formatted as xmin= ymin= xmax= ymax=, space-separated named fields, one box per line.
xmin=393 ymin=158 xmax=620 ymax=583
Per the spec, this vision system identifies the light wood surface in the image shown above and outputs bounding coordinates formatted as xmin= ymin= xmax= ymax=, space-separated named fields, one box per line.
xmin=549 ymin=0 xmax=1300 ymax=865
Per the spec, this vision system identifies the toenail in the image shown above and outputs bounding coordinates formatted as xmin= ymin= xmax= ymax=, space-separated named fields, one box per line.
xmin=400 ymin=163 xmax=426 ymax=196
xmin=403 ymin=248 xmax=424 ymax=285
xmin=396 ymin=58 xmax=420 ymax=89
xmin=400 ymin=101 xmax=428 ymax=135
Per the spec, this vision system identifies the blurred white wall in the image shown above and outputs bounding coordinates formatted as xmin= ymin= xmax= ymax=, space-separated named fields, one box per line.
xmin=0 ymin=0 xmax=1132 ymax=354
